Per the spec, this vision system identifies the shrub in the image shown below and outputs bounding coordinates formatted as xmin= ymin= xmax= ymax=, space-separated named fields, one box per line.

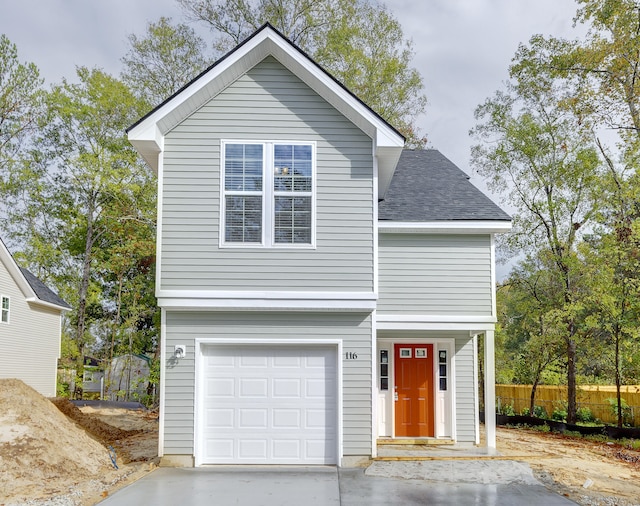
xmin=577 ymin=406 xmax=596 ymax=423
xmin=607 ymin=397 xmax=632 ymax=425
xmin=552 ymin=408 xmax=567 ymax=422
xmin=521 ymin=405 xmax=547 ymax=418
xmin=498 ymin=403 xmax=516 ymax=416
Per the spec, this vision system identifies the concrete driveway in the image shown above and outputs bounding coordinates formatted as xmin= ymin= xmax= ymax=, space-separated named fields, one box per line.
xmin=99 ymin=462 xmax=577 ymax=505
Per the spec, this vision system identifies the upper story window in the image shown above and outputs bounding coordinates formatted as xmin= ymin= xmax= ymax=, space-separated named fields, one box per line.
xmin=221 ymin=141 xmax=315 ymax=247
xmin=1 ymin=296 xmax=9 ymax=324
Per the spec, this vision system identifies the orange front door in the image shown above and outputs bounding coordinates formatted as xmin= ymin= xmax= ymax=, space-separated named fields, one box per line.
xmin=394 ymin=344 xmax=434 ymax=437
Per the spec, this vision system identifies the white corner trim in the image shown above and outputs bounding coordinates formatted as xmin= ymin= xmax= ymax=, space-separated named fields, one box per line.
xmin=158 ymin=309 xmax=166 ymax=458
xmin=377 ymin=221 xmax=512 ymax=235
xmin=490 ymin=235 xmax=497 ymax=319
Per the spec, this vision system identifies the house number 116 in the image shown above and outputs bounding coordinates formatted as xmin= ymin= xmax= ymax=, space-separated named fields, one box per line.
xmin=345 ymin=352 xmax=358 ymax=360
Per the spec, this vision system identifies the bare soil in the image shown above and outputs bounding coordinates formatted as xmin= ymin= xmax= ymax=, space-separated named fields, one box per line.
xmin=0 ymin=379 xmax=158 ymax=506
xmin=497 ymin=426 xmax=640 ymax=506
xmin=2 ymin=378 xmax=640 ymax=505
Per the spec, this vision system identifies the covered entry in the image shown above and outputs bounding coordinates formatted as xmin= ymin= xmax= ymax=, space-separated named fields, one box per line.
xmin=198 ymin=343 xmax=338 ymax=465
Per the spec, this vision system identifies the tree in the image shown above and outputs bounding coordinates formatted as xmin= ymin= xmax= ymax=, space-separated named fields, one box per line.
xmin=0 ymin=35 xmax=43 ymax=172
xmin=175 ymin=0 xmax=427 ymax=145
xmin=471 ymin=40 xmax=602 ymax=423
xmin=2 ymin=68 xmax=155 ymax=397
xmin=544 ymin=0 xmax=640 ymax=425
xmin=0 ymin=35 xmax=44 ymax=241
xmin=551 ymin=0 xmax=640 ymax=149
xmin=499 ymin=257 xmax=565 ymax=416
xmin=121 ymin=17 xmax=212 ymax=107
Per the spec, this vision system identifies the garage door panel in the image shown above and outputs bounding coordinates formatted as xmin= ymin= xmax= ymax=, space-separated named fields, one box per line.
xmin=207 ymin=408 xmax=234 ymax=428
xmin=273 ymin=354 xmax=302 ymax=367
xmin=201 ymin=344 xmax=337 ymax=465
xmin=273 ymin=378 xmax=301 ymax=397
xmin=272 ymin=439 xmax=300 ymax=458
xmin=273 ymin=408 xmax=300 ymax=428
xmin=239 ymin=408 xmax=268 ymax=429
xmin=208 ymin=378 xmax=234 ymax=397
xmin=240 ymin=354 xmax=268 ymax=368
xmin=239 ymin=378 xmax=268 ymax=397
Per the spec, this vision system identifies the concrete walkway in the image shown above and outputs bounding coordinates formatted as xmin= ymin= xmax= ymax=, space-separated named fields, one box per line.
xmin=99 ymin=463 xmax=578 ymax=505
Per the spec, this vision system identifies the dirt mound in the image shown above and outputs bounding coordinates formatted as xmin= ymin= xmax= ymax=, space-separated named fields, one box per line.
xmin=0 ymin=379 xmax=127 ymax=504
xmin=51 ymin=398 xmax=143 ymax=446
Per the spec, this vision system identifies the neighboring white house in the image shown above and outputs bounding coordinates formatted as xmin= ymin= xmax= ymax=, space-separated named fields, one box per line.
xmin=128 ymin=24 xmax=511 ymax=467
xmin=0 ymin=237 xmax=71 ymax=397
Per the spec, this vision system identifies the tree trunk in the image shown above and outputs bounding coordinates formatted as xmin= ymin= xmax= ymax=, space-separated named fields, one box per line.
xmin=73 ymin=201 xmax=96 ymax=399
xmin=616 ymin=329 xmax=623 ymax=428
xmin=529 ymin=380 xmax=539 ymax=417
xmin=566 ymin=336 xmax=577 ymax=424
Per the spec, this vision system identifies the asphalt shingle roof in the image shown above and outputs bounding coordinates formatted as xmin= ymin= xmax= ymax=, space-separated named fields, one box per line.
xmin=378 ymin=149 xmax=511 ymax=222
xmin=19 ymin=267 xmax=71 ymax=309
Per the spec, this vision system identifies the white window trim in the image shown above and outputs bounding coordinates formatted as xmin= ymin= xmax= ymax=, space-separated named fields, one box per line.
xmin=220 ymin=140 xmax=317 ymax=249
xmin=1 ymin=295 xmax=9 ymax=324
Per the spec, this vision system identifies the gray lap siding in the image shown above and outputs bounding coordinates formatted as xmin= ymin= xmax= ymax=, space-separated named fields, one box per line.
xmin=160 ymin=56 xmax=375 ymax=293
xmin=163 ymin=311 xmax=373 ymax=458
xmin=378 ymin=233 xmax=493 ymax=316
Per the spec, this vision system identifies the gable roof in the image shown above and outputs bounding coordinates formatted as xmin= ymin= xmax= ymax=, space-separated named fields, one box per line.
xmin=0 ymin=237 xmax=71 ymax=311
xmin=127 ymin=23 xmax=405 ymax=198
xmin=19 ymin=267 xmax=71 ymax=309
xmin=378 ymin=149 xmax=511 ymax=226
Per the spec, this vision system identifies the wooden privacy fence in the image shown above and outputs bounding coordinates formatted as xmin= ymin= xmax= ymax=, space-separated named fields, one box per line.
xmin=496 ymin=384 xmax=640 ymax=426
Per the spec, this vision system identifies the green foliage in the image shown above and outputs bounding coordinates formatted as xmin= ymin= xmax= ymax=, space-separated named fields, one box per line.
xmin=0 ymin=34 xmax=44 ymax=173
xmin=576 ymin=406 xmax=596 ymax=423
xmin=607 ymin=397 xmax=632 ymax=425
xmin=497 ymin=402 xmax=516 ymax=416
xmin=56 ymin=378 xmax=70 ymax=398
xmin=121 ymin=17 xmax=212 ymax=107
xmin=552 ymin=407 xmax=568 ymax=422
xmin=522 ymin=405 xmax=548 ymax=418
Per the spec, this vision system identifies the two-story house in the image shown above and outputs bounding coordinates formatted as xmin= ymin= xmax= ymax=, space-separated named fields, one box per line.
xmin=128 ymin=24 xmax=511 ymax=467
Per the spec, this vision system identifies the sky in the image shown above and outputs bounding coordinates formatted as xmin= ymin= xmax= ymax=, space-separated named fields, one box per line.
xmin=0 ymin=0 xmax=584 ymax=275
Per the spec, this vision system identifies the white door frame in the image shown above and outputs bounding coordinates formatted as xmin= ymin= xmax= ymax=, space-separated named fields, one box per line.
xmin=375 ymin=337 xmax=455 ymax=439
xmin=194 ymin=338 xmax=343 ymax=466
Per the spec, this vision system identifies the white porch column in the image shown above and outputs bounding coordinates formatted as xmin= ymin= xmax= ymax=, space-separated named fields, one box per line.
xmin=484 ymin=330 xmax=496 ymax=449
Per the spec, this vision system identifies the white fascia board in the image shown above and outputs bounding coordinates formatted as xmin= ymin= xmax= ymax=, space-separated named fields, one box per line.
xmin=377 ymin=314 xmax=496 ymax=324
xmin=25 ymin=297 xmax=70 ymax=313
xmin=376 ymin=146 xmax=404 ymax=199
xmin=156 ymin=289 xmax=377 ymax=311
xmin=127 ymin=123 xmax=163 ymax=172
xmin=265 ymin=34 xmax=404 ymax=150
xmin=128 ymin=26 xmax=405 ymax=173
xmin=156 ymin=289 xmax=377 ymax=300
xmin=376 ymin=321 xmax=497 ymax=332
xmin=159 ymin=298 xmax=376 ymax=311
xmin=377 ymin=221 xmax=513 ymax=235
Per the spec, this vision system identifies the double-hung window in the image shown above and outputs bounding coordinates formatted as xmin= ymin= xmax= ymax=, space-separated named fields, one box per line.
xmin=1 ymin=296 xmax=9 ymax=324
xmin=222 ymin=141 xmax=315 ymax=247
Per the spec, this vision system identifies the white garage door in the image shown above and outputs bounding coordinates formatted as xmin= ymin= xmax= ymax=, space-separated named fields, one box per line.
xmin=200 ymin=344 xmax=338 ymax=465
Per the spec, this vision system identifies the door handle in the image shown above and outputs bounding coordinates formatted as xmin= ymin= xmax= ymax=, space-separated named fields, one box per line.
xmin=394 ymin=392 xmax=398 ymax=401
